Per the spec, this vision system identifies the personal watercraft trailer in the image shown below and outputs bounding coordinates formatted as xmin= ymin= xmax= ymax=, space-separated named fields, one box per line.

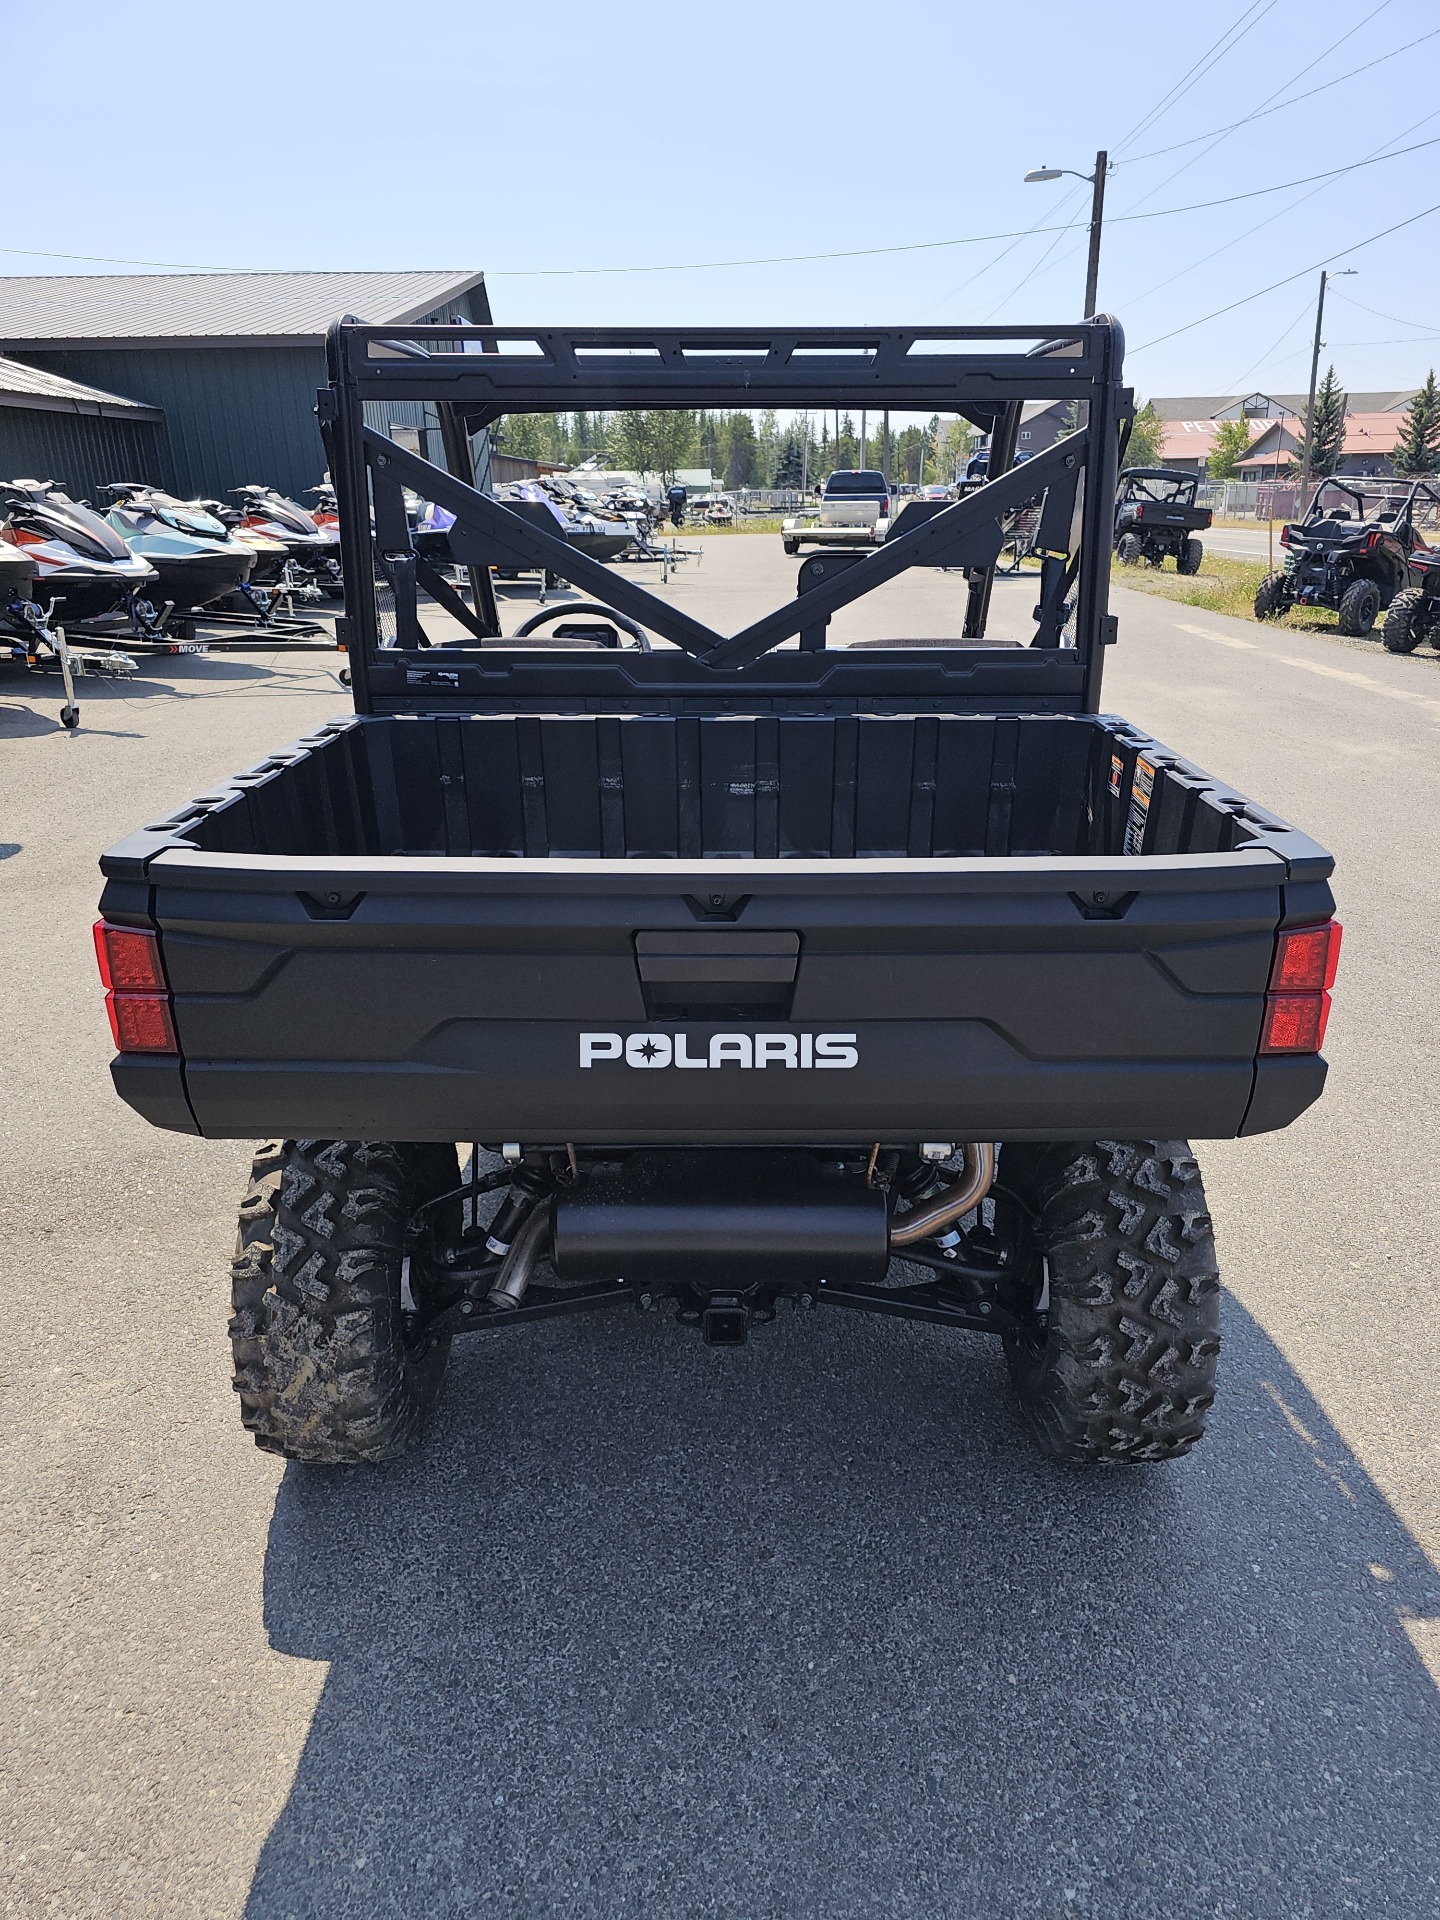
xmin=96 ymin=317 xmax=1339 ymax=1469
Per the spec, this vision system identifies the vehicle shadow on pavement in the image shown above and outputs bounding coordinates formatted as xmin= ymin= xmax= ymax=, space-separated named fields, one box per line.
xmin=248 ymin=1295 xmax=1440 ymax=1920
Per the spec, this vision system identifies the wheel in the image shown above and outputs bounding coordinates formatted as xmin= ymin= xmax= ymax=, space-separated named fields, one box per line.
xmin=59 ymin=705 xmax=79 ymax=729
xmin=1176 ymin=537 xmax=1203 ymax=576
xmin=1382 ymin=587 xmax=1425 ymax=653
xmin=783 ymin=538 xmax=800 ymax=556
xmin=1253 ymin=571 xmax=1288 ymax=620
xmin=338 ymin=666 xmax=352 ymax=687
xmin=1117 ymin=533 xmax=1142 ymax=566
xmin=230 ymin=1138 xmax=461 ymax=1464
xmin=1337 ymin=578 xmax=1381 ymax=636
xmin=996 ymin=1139 xmax=1221 ymax=1464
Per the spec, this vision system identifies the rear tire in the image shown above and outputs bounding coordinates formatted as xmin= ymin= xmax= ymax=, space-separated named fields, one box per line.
xmin=997 ymin=1140 xmax=1221 ymax=1464
xmin=783 ymin=537 xmax=800 ymax=555
xmin=230 ymin=1139 xmax=460 ymax=1464
xmin=1337 ymin=578 xmax=1380 ymax=636
xmin=1117 ymin=533 xmax=1142 ymax=566
xmin=1382 ymin=587 xmax=1425 ymax=653
xmin=1176 ymin=537 xmax=1203 ymax=576
xmin=1253 ymin=571 xmax=1288 ymax=619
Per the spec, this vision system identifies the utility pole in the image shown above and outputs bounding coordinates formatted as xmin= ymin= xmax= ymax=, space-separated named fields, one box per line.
xmin=1025 ymin=150 xmax=1108 ymax=318
xmin=1300 ymin=267 xmax=1356 ymax=498
xmin=861 ymin=409 xmax=868 ymax=470
xmin=882 ymin=409 xmax=891 ymax=488
xmin=1083 ymin=151 xmax=1107 ymax=320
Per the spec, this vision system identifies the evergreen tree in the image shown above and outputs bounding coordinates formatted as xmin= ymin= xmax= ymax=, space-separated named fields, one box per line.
xmin=1391 ymin=371 xmax=1440 ymax=477
xmin=721 ymin=414 xmax=761 ymax=489
xmin=1293 ymin=367 xmax=1347 ymax=478
xmin=773 ymin=429 xmax=805 ymax=488
xmin=1207 ymin=417 xmax=1253 ymax=480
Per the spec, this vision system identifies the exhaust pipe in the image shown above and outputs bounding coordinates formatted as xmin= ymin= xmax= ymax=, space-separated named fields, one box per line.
xmin=889 ymin=1142 xmax=997 ymax=1247
xmin=487 ymin=1203 xmax=550 ymax=1310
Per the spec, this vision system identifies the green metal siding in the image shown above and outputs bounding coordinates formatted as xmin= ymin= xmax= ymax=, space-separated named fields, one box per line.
xmin=0 ymin=405 xmax=163 ymax=500
xmin=17 ymin=345 xmax=328 ymax=502
xmin=8 ymin=285 xmax=492 ymax=505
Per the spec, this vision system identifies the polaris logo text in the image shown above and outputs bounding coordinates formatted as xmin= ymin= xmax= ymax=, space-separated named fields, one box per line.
xmin=580 ymin=1032 xmax=858 ymax=1070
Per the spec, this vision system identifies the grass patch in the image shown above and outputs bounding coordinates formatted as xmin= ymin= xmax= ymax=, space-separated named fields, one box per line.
xmin=680 ymin=517 xmax=786 ymax=536
xmin=1111 ymin=554 xmax=1345 ymax=633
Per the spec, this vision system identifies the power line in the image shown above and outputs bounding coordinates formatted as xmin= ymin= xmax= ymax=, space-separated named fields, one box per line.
xmin=1131 ymin=198 xmax=1440 ymax=353
xmin=1329 ymin=287 xmax=1440 ymax=334
xmin=1119 ymin=106 xmax=1440 ymax=309
xmin=1114 ymin=0 xmax=1397 ymax=218
xmin=1226 ymin=291 xmax=1321 ymax=391
xmin=1124 ymin=25 xmax=1440 ymax=162
xmin=972 ymin=0 xmax=1282 ymax=323
xmin=978 ymin=132 xmax=1440 ymax=321
xmin=1111 ymin=0 xmax=1281 ymax=156
xmin=8 ymin=137 xmax=1440 ymax=288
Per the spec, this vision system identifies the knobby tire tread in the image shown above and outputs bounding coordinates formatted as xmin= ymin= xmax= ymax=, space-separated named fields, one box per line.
xmin=230 ymin=1139 xmax=460 ymax=1465
xmin=1000 ymin=1139 xmax=1221 ymax=1465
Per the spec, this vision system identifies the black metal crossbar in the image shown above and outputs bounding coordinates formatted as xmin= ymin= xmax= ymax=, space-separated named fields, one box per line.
xmin=321 ymin=316 xmax=1127 ymax=717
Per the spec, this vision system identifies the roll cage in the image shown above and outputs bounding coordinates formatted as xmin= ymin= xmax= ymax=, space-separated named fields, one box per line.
xmin=319 ymin=318 xmax=1130 ymax=717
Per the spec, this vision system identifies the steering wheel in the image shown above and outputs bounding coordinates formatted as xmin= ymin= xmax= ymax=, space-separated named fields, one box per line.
xmin=512 ymin=601 xmax=652 ymax=651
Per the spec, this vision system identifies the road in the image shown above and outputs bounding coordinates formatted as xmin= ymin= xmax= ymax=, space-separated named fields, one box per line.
xmin=3 ymin=547 xmax=1438 ymax=1919
xmin=1203 ymin=523 xmax=1279 ymax=563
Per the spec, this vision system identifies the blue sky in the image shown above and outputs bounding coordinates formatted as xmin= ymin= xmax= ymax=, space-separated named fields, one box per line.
xmin=6 ymin=0 xmax=1439 ymax=401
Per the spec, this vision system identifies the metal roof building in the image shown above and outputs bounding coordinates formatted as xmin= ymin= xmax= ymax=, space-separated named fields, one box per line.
xmin=0 ymin=355 xmax=164 ymax=499
xmin=0 ymin=269 xmax=490 ymax=503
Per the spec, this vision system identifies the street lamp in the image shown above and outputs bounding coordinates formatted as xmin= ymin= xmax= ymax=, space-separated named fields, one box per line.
xmin=1300 ymin=268 xmax=1357 ymax=496
xmin=1024 ymin=150 xmax=1109 ymax=319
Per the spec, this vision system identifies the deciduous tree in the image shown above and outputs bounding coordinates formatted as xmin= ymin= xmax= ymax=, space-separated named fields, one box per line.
xmin=1207 ymin=417 xmax=1253 ymax=480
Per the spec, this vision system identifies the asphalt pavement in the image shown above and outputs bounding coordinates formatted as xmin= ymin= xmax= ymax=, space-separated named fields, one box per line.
xmin=2 ymin=549 xmax=1437 ymax=1919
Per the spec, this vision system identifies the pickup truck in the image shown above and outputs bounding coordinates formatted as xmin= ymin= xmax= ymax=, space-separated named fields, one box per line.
xmin=782 ymin=468 xmax=890 ymax=553
xmin=96 ymin=320 xmax=1338 ymax=1471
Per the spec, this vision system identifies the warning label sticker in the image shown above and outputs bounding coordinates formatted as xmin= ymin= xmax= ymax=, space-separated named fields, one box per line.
xmin=1125 ymin=756 xmax=1155 ymax=855
xmin=1109 ymin=754 xmax=1124 ymax=797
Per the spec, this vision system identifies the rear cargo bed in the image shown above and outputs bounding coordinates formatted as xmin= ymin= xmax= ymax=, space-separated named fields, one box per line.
xmin=100 ymin=711 xmax=1333 ymax=1146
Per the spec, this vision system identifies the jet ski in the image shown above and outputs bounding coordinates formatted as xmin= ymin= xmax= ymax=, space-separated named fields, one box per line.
xmin=103 ymin=484 xmax=254 ymax=610
xmin=193 ymin=497 xmax=291 ymax=585
xmin=230 ymin=484 xmax=342 ymax=591
xmin=0 ymin=537 xmax=37 ymax=613
xmin=0 ymin=478 xmax=158 ymax=625
xmin=307 ymin=481 xmax=340 ymax=541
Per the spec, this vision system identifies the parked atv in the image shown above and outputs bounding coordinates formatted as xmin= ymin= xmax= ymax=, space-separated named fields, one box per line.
xmin=1254 ymin=477 xmax=1440 ymax=636
xmin=1382 ymin=545 xmax=1440 ymax=653
xmin=1113 ymin=468 xmax=1210 ymax=574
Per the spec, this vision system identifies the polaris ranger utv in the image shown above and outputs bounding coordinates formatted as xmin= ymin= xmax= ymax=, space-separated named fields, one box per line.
xmin=1113 ymin=467 xmax=1210 ymax=573
xmin=94 ymin=319 xmax=1339 ymax=1469
xmin=1254 ymin=476 xmax=1440 ymax=635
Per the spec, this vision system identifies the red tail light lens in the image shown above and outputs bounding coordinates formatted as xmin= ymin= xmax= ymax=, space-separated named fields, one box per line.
xmin=1271 ymin=920 xmax=1342 ymax=992
xmin=1260 ymin=992 xmax=1331 ymax=1055
xmin=106 ymin=992 xmax=178 ymax=1054
xmin=1260 ymin=919 xmax=1341 ymax=1055
xmin=93 ymin=920 xmax=178 ymax=1054
xmin=1280 ymin=524 xmax=1292 ymax=547
xmin=93 ymin=921 xmax=166 ymax=990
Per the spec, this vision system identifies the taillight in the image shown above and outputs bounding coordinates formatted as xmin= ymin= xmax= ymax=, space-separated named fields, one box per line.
xmin=1259 ymin=920 xmax=1341 ymax=1056
xmin=1134 ymin=505 xmax=1145 ymax=521
xmin=1363 ymin=529 xmax=1382 ymax=552
xmin=1280 ymin=525 xmax=1292 ymax=547
xmin=93 ymin=920 xmax=178 ymax=1054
